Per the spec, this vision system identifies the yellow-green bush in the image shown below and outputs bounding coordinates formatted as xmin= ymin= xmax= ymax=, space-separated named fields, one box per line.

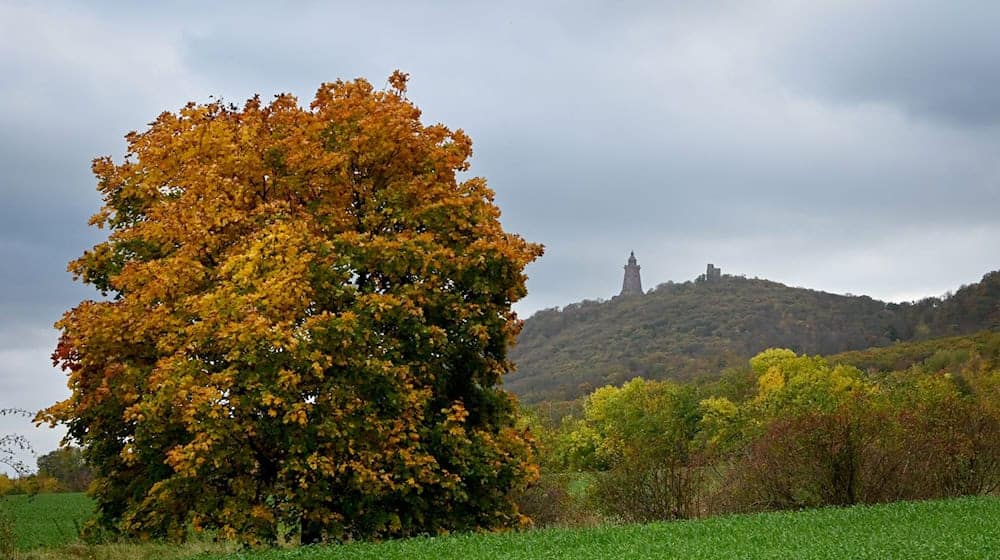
xmin=531 ymin=337 xmax=1000 ymax=524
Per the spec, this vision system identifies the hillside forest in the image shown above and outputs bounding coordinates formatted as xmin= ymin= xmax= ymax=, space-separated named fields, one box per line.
xmin=508 ymin=270 xmax=1000 ymax=403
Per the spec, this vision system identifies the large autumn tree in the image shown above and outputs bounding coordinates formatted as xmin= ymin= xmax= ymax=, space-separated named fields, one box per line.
xmin=41 ymin=72 xmax=542 ymax=543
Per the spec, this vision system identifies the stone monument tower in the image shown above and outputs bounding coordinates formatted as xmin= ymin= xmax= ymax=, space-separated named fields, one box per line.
xmin=706 ymin=263 xmax=722 ymax=282
xmin=620 ymin=251 xmax=643 ymax=296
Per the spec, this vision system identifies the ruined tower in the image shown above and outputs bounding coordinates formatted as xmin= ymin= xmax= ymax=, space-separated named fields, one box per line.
xmin=620 ymin=251 xmax=643 ymax=296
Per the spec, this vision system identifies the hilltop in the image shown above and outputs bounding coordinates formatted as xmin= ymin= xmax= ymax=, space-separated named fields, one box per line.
xmin=507 ymin=270 xmax=1000 ymax=403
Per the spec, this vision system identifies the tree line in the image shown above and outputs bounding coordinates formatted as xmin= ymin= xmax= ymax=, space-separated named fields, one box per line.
xmin=0 ymin=447 xmax=92 ymax=495
xmin=520 ymin=330 xmax=1000 ymax=525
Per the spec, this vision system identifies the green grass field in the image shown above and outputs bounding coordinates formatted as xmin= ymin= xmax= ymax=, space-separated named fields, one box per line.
xmin=211 ymin=496 xmax=1000 ymax=560
xmin=4 ymin=494 xmax=999 ymax=559
xmin=0 ymin=493 xmax=91 ymax=550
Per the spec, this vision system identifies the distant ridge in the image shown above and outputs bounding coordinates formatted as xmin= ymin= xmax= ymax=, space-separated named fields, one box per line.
xmin=507 ymin=270 xmax=1000 ymax=403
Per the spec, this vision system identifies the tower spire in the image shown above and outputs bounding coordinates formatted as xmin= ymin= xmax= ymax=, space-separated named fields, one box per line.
xmin=620 ymin=251 xmax=643 ymax=296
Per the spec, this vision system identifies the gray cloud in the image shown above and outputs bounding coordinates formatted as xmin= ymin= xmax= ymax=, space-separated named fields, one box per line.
xmin=771 ymin=1 xmax=1000 ymax=126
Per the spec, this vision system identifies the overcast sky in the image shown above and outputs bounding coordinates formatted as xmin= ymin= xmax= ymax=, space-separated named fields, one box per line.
xmin=2 ymin=0 xmax=999 ymax=472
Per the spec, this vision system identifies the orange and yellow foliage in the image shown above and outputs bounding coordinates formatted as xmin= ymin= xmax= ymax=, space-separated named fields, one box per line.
xmin=41 ymin=72 xmax=542 ymax=544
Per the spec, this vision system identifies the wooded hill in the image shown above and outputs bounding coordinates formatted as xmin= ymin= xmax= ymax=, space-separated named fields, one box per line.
xmin=507 ymin=270 xmax=1000 ymax=403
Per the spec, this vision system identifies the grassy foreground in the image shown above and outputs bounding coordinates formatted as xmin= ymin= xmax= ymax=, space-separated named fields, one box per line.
xmin=214 ymin=497 xmax=1000 ymax=560
xmin=0 ymin=493 xmax=91 ymax=551
xmin=5 ymin=495 xmax=999 ymax=559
